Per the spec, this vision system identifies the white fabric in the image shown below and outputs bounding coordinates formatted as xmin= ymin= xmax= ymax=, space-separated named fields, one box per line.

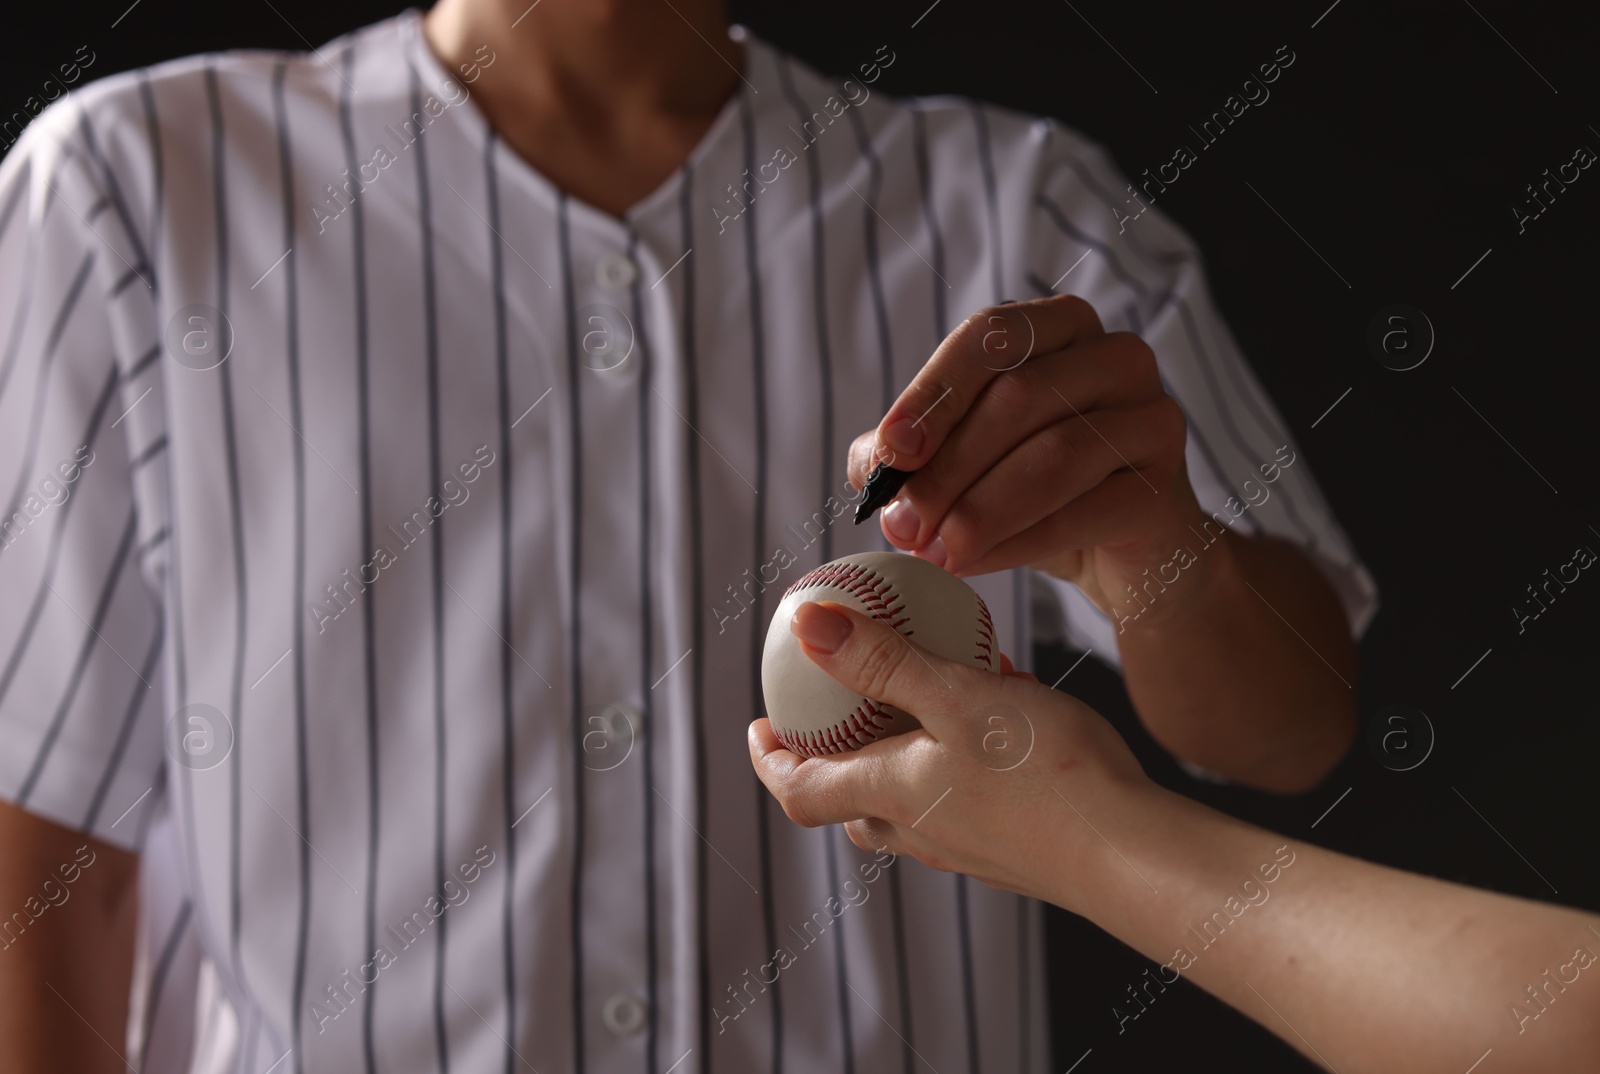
xmin=0 ymin=12 xmax=1372 ymax=1073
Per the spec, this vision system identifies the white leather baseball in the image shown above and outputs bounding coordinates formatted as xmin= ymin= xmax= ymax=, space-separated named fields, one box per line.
xmin=760 ymin=551 xmax=998 ymax=758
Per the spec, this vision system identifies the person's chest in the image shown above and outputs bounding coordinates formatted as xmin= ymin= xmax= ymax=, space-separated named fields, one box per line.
xmin=138 ymin=77 xmax=1031 ymax=812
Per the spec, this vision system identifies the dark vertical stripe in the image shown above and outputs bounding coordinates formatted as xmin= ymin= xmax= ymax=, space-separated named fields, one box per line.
xmin=74 ymin=106 xmax=153 ymax=274
xmin=737 ymin=88 xmax=789 ymax=1074
xmin=624 ymin=228 xmax=660 ymax=1074
xmin=0 ymin=165 xmax=27 ymax=247
xmin=786 ymin=59 xmax=889 ymax=1071
xmin=909 ymin=105 xmax=947 ymax=335
xmin=83 ymin=625 xmax=164 ymax=830
xmin=677 ymin=163 xmax=711 ymax=1074
xmin=1011 ymin=582 xmax=1030 ymax=1067
xmin=204 ymin=65 xmax=253 ymax=997
xmin=1085 ymin=287 xmax=1252 ymax=539
xmin=844 ymin=91 xmax=918 ymax=1074
xmin=16 ymin=508 xmax=138 ymax=800
xmin=0 ymin=158 xmax=38 ymax=406
xmin=408 ymin=64 xmax=452 ymax=1074
xmin=1033 ymin=197 xmax=1283 ymax=537
xmin=485 ymin=130 xmax=520 ymax=1074
xmin=1034 ymin=196 xmax=1150 ymax=301
xmin=242 ymin=1010 xmax=261 ymax=1074
xmin=339 ymin=42 xmax=382 ymax=1074
xmin=1142 ymin=293 xmax=1261 ymax=535
xmin=0 ymin=364 xmax=118 ymax=712
xmin=954 ymin=878 xmax=981 ymax=1074
xmin=775 ymin=59 xmax=834 ymax=547
xmin=136 ymin=71 xmax=165 ymax=282
xmin=1032 ymin=206 xmax=1264 ymax=541
xmin=272 ymin=63 xmax=313 ymax=1074
xmin=155 ymin=73 xmax=208 ymax=1042
xmin=843 ymin=108 xmax=893 ymax=412
xmin=1172 ymin=297 xmax=1288 ymax=536
xmin=0 ymin=169 xmax=31 ymax=380
xmin=137 ymin=900 xmax=193 ymax=1073
xmin=1038 ymin=149 xmax=1315 ymax=540
xmin=971 ymin=102 xmax=1005 ymax=304
xmin=1051 ymin=149 xmax=1190 ymax=268
xmin=1012 ymin=571 xmax=1025 ymax=674
xmin=963 ymin=100 xmax=1005 ymax=1074
xmin=1016 ymin=895 xmax=1030 ymax=1073
xmin=0 ymin=250 xmax=94 ymax=516
xmin=43 ymin=253 xmax=97 ymax=355
xmin=556 ymin=191 xmax=586 ymax=1074
xmin=1196 ymin=341 xmax=1319 ymax=548
xmin=38 ymin=154 xmax=70 ymax=217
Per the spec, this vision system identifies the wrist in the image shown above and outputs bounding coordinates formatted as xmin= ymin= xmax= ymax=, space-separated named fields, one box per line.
xmin=1042 ymin=771 xmax=1174 ymax=921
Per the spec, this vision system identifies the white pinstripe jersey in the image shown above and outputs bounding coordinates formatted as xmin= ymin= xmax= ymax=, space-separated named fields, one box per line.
xmin=0 ymin=12 xmax=1375 ymax=1073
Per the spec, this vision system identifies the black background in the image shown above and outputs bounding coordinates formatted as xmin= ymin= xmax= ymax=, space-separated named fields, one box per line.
xmin=6 ymin=1 xmax=1599 ymax=1069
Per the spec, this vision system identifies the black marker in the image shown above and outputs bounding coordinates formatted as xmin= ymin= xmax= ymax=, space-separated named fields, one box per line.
xmin=853 ymin=462 xmax=912 ymax=525
xmin=854 ymin=309 xmax=1025 ymax=528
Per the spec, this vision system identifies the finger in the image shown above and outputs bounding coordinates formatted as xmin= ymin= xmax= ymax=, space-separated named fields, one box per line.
xmin=789 ymin=601 xmax=992 ymax=737
xmin=845 ymin=816 xmax=967 ymax=879
xmin=919 ymin=398 xmax=1186 ymax=573
xmin=859 ymin=331 xmax=1153 ymax=516
xmin=958 ymin=469 xmax=1196 ymax=578
xmin=749 ymin=717 xmax=922 ymax=828
xmin=881 ymin=335 xmax=1163 ymax=547
xmin=843 ymin=818 xmax=899 ymax=853
xmin=863 ymin=295 xmax=1107 ymax=481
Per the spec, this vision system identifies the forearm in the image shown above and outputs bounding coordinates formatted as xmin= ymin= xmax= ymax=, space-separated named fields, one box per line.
xmin=0 ymin=810 xmax=138 ymax=1074
xmin=1056 ymin=785 xmax=1600 ymax=1073
xmin=1115 ymin=529 xmax=1357 ymax=791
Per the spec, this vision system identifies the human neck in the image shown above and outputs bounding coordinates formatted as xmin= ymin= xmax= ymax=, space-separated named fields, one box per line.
xmin=423 ymin=0 xmax=743 ymax=217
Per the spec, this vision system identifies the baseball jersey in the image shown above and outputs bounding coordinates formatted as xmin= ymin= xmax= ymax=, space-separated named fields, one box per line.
xmin=0 ymin=11 xmax=1375 ymax=1074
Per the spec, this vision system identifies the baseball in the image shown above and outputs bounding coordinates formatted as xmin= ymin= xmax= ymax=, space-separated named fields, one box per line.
xmin=761 ymin=551 xmax=998 ymax=758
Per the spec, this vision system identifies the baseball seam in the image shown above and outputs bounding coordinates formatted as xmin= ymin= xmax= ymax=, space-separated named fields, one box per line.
xmin=974 ymin=593 xmax=995 ymax=667
xmin=778 ymin=561 xmax=995 ymax=758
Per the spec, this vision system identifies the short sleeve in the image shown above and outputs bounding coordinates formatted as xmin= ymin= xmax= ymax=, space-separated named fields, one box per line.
xmin=1018 ymin=120 xmax=1378 ymax=666
xmin=0 ymin=104 xmax=167 ymax=852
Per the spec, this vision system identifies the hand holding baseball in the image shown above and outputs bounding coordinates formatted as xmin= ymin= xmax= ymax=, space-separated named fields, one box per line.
xmin=750 ymin=599 xmax=1151 ymax=914
xmin=846 ymin=294 xmax=1209 ymax=618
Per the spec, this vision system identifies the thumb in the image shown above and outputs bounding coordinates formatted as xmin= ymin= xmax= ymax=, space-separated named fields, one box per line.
xmin=789 ymin=600 xmax=991 ymax=737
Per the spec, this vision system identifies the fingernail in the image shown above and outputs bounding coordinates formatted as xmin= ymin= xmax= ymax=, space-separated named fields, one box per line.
xmin=791 ymin=601 xmax=853 ymax=653
xmin=881 ymin=498 xmax=921 ymax=543
xmin=881 ymin=417 xmax=924 ymax=458
xmin=915 ymin=534 xmax=948 ymax=569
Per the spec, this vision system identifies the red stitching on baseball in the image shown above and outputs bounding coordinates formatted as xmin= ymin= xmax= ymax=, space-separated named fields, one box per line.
xmin=778 ymin=561 xmax=995 ymax=757
xmin=777 ymin=695 xmax=902 ymax=758
xmin=974 ymin=593 xmax=995 ymax=669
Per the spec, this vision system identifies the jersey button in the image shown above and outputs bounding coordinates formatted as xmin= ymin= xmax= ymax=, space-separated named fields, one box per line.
xmin=595 ymin=254 xmax=638 ymax=292
xmin=601 ymin=992 xmax=648 ymax=1037
xmin=581 ymin=702 xmax=639 ymax=770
